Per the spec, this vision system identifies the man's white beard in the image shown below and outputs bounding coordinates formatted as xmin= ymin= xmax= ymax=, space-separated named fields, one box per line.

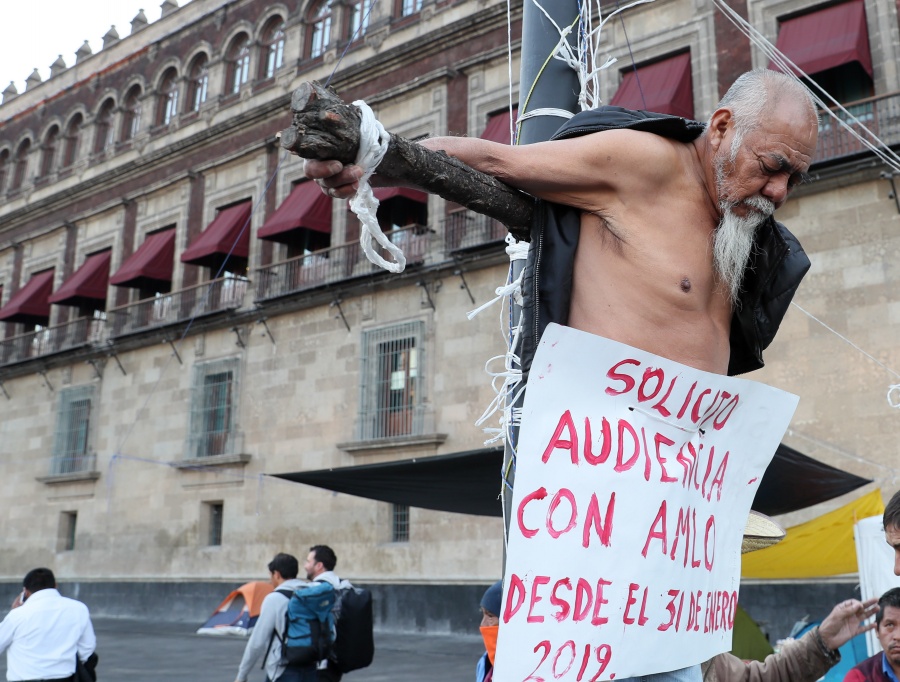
xmin=714 ymin=158 xmax=775 ymax=305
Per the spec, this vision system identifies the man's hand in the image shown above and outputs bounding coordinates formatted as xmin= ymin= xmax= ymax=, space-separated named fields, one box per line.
xmin=818 ymin=597 xmax=879 ymax=650
xmin=303 ymin=159 xmax=363 ymax=199
xmin=10 ymin=591 xmax=25 ymax=609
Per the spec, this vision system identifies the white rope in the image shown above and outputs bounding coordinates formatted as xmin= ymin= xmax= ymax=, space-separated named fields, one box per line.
xmin=350 ymin=100 xmax=406 ymax=273
xmin=517 ymin=108 xmax=574 ymax=122
xmin=468 ymin=236 xmax=530 ymax=447
xmin=791 ymin=302 xmax=900 ymax=410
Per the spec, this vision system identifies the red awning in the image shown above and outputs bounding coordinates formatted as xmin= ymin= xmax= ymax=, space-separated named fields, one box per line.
xmin=181 ymin=201 xmax=251 ymax=267
xmin=48 ymin=250 xmax=111 ymax=308
xmin=110 ymin=228 xmax=176 ymax=288
xmin=0 ymin=269 xmax=55 ymax=324
xmin=610 ymin=52 xmax=694 ymax=119
xmin=772 ymin=0 xmax=872 ymax=78
xmin=258 ymin=182 xmax=332 ymax=243
xmin=480 ymin=109 xmax=517 ymax=144
xmin=373 ymin=187 xmax=428 ymax=203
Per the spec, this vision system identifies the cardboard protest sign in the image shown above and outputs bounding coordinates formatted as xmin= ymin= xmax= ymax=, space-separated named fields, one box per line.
xmin=494 ymin=324 xmax=799 ymax=681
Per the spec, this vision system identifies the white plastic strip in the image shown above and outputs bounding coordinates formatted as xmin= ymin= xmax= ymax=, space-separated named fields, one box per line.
xmin=350 ymin=100 xmax=406 ymax=273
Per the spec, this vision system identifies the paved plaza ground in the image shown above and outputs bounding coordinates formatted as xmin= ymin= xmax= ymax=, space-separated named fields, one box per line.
xmin=0 ymin=617 xmax=485 ymax=682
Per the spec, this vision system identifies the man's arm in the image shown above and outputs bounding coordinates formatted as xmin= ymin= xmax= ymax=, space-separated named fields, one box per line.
xmin=76 ymin=609 xmax=96 ymax=662
xmin=235 ymin=592 xmax=282 ymax=682
xmin=710 ymin=629 xmax=833 ymax=682
xmin=304 ymin=129 xmax=674 ymax=212
xmin=708 ymin=598 xmax=878 ymax=682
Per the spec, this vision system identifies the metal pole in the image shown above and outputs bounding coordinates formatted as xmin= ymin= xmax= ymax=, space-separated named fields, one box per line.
xmin=502 ymin=0 xmax=582 ymax=554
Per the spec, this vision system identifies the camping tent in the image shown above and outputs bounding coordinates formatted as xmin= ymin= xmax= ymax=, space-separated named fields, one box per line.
xmin=740 ymin=489 xmax=884 ymax=579
xmin=731 ymin=604 xmax=774 ymax=662
xmin=197 ymin=581 xmax=274 ymax=636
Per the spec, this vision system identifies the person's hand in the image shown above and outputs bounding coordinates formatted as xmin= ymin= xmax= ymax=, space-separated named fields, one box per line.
xmin=11 ymin=590 xmax=24 ymax=609
xmin=818 ymin=597 xmax=879 ymax=650
xmin=303 ymin=159 xmax=363 ymax=200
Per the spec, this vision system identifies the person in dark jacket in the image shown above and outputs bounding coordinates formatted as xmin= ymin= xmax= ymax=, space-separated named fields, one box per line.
xmin=844 ymin=588 xmax=900 ymax=682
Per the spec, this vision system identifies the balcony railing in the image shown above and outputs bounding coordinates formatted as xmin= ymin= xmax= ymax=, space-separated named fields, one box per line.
xmin=443 ymin=210 xmax=507 ymax=253
xmin=0 ymin=316 xmax=104 ymax=367
xmin=256 ymin=224 xmax=431 ymax=301
xmin=110 ymin=276 xmax=248 ymax=337
xmin=815 ymin=91 xmax=900 ymax=164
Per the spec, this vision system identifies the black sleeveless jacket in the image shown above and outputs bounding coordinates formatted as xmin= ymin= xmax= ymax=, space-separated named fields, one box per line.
xmin=519 ymin=106 xmax=811 ymax=378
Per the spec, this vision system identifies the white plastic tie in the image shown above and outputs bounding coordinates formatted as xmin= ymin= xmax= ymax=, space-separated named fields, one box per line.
xmin=518 ymin=108 xmax=575 ymax=122
xmin=350 ymin=100 xmax=406 ymax=273
xmin=889 ymin=385 xmax=900 ymax=409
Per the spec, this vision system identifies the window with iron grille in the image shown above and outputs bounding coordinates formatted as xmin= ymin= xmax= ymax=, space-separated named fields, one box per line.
xmin=207 ymin=502 xmax=224 ymax=546
xmin=391 ymin=503 xmax=409 ymax=542
xmin=52 ymin=386 xmax=95 ymax=475
xmin=188 ymin=358 xmax=240 ymax=458
xmin=359 ymin=321 xmax=424 ymax=440
xmin=58 ymin=511 xmax=77 ymax=551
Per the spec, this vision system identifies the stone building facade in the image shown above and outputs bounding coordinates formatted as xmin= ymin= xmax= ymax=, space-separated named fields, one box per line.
xmin=0 ymin=0 xmax=898 ymax=635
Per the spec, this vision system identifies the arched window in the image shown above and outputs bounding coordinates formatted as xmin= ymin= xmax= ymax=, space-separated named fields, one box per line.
xmin=94 ymin=99 xmax=116 ymax=154
xmin=0 ymin=149 xmax=9 ymax=195
xmin=62 ymin=114 xmax=83 ymax=167
xmin=157 ymin=68 xmax=180 ymax=125
xmin=40 ymin=125 xmax=59 ymax=177
xmin=348 ymin=0 xmax=374 ymax=39
xmin=11 ymin=139 xmax=31 ymax=191
xmin=309 ymin=0 xmax=333 ymax=59
xmin=227 ymin=34 xmax=251 ymax=94
xmin=187 ymin=53 xmax=209 ymax=112
xmin=261 ymin=18 xmax=286 ymax=79
xmin=121 ymin=85 xmax=143 ymax=142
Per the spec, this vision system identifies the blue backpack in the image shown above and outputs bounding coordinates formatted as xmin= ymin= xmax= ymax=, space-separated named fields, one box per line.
xmin=279 ymin=581 xmax=336 ymax=668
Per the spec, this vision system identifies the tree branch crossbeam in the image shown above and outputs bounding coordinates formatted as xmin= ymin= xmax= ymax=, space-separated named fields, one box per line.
xmin=279 ymin=81 xmax=534 ymax=241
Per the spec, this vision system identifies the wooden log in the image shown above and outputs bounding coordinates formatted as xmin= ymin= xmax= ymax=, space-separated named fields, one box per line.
xmin=280 ymin=81 xmax=534 ymax=241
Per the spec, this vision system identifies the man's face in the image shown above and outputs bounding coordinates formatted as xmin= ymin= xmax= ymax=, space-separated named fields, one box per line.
xmin=480 ymin=607 xmax=499 ymax=628
xmin=879 ymin=605 xmax=900 ymax=667
xmin=304 ymin=551 xmax=322 ymax=580
xmin=886 ymin=524 xmax=900 ymax=576
xmin=714 ymin=99 xmax=816 ymax=215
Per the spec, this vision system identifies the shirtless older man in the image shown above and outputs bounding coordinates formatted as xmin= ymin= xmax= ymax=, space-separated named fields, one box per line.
xmin=306 ymin=69 xmax=818 ymax=378
xmin=305 ymin=69 xmax=819 ymax=681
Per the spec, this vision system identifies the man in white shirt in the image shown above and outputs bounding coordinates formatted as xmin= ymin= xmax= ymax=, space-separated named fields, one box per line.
xmin=235 ymin=552 xmax=308 ymax=682
xmin=0 ymin=567 xmax=96 ymax=682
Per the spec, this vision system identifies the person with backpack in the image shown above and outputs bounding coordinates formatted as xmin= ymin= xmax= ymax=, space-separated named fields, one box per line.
xmin=234 ymin=553 xmax=307 ymax=682
xmin=303 ymin=545 xmax=373 ymax=681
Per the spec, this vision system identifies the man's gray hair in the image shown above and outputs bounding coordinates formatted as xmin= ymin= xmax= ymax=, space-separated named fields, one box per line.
xmin=713 ymin=69 xmax=817 ymax=158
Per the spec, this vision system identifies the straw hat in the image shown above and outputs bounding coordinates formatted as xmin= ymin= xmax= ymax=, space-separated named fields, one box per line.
xmin=741 ymin=511 xmax=785 ymax=553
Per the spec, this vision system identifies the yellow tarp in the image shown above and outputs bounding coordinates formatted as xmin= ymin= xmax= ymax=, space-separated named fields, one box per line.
xmin=741 ymin=489 xmax=884 ymax=579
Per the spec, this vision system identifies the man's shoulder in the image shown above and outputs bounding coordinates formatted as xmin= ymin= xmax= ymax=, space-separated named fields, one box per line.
xmin=58 ymin=594 xmax=91 ymax=616
xmin=846 ymin=652 xmax=886 ymax=679
xmin=552 ymin=106 xmax=705 ymax=143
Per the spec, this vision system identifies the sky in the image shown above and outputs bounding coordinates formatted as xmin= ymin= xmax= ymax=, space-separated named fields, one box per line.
xmin=0 ymin=2 xmax=192 ymax=95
